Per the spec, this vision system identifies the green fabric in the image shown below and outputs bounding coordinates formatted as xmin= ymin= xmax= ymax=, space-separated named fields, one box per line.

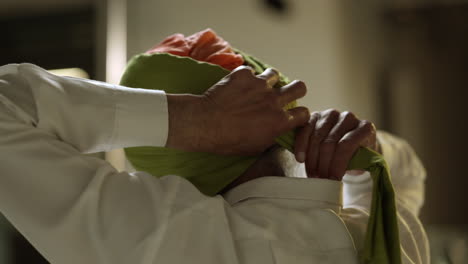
xmin=121 ymin=51 xmax=294 ymax=196
xmin=347 ymin=147 xmax=402 ymax=264
xmin=121 ymin=50 xmax=401 ymax=263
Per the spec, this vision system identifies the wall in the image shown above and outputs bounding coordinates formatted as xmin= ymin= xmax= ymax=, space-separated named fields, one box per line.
xmin=0 ymin=0 xmax=92 ymax=17
xmin=385 ymin=5 xmax=468 ymax=224
xmin=126 ymin=0 xmax=384 ymax=123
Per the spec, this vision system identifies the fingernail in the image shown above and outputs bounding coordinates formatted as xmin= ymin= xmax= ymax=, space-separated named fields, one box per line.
xmin=297 ymin=152 xmax=305 ymax=163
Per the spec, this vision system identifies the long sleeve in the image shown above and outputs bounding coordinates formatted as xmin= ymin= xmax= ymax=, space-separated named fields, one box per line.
xmin=1 ymin=63 xmax=431 ymax=264
xmin=0 ymin=63 xmax=206 ymax=264
xmin=341 ymin=131 xmax=430 ymax=264
xmin=0 ymin=63 xmax=168 ymax=152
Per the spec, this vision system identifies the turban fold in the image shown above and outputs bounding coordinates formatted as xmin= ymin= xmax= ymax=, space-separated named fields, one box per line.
xmin=121 ymin=29 xmax=401 ymax=264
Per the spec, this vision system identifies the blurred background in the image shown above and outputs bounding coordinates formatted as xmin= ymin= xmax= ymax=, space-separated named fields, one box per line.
xmin=1 ymin=0 xmax=467 ymax=263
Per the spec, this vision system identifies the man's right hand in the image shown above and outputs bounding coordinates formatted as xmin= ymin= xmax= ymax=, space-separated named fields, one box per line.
xmin=293 ymin=109 xmax=379 ymax=180
xmin=165 ymin=66 xmax=310 ymax=155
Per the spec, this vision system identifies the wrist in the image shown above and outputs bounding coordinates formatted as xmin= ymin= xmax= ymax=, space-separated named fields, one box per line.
xmin=165 ymin=94 xmax=204 ymax=151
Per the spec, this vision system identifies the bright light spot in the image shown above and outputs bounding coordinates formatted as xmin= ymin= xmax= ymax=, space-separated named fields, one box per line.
xmin=105 ymin=0 xmax=128 ymax=172
xmin=48 ymin=68 xmax=89 ymax=79
xmin=106 ymin=0 xmax=127 ymax=84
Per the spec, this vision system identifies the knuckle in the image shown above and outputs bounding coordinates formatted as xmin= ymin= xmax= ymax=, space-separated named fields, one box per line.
xmin=266 ymin=67 xmax=278 ymax=74
xmin=238 ymin=65 xmax=253 ymax=72
xmin=338 ymin=137 xmax=355 ymax=148
xmin=233 ymin=66 xmax=254 ymax=77
xmin=314 ymin=127 xmax=326 ymax=137
xmin=360 ymin=120 xmax=374 ymax=132
xmin=323 ymin=136 xmax=339 ymax=144
xmin=309 ymin=111 xmax=321 ymax=121
xmin=310 ymin=129 xmax=327 ymax=143
xmin=292 ymin=80 xmax=307 ymax=93
xmin=342 ymin=111 xmax=356 ymax=121
xmin=326 ymin=108 xmax=340 ymax=118
xmin=307 ymin=118 xmax=317 ymax=127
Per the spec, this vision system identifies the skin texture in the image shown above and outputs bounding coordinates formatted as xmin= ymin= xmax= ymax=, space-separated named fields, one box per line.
xmin=219 ymin=145 xmax=286 ymax=194
xmin=165 ymin=66 xmax=378 ymax=190
xmin=223 ymin=109 xmax=380 ymax=192
xmin=165 ymin=66 xmax=310 ymax=155
xmin=294 ymin=109 xmax=379 ymax=180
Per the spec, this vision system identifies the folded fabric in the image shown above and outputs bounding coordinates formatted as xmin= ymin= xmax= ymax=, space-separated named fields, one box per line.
xmin=146 ymin=29 xmax=244 ymax=71
xmin=121 ymin=29 xmax=401 ymax=264
xmin=347 ymin=147 xmax=401 ymax=264
xmin=121 ymin=51 xmax=295 ymax=197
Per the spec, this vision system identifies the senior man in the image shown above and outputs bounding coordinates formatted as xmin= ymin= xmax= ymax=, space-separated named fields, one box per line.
xmin=0 ymin=60 xmax=428 ymax=264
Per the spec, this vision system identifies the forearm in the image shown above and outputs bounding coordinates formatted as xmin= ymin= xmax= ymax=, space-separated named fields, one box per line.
xmin=0 ymin=63 xmax=168 ymax=153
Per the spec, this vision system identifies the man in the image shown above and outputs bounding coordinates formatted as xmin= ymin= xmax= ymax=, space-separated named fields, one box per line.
xmin=0 ymin=63 xmax=428 ymax=263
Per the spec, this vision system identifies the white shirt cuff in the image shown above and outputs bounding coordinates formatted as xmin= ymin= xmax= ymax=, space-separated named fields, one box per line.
xmin=111 ymin=85 xmax=168 ymax=148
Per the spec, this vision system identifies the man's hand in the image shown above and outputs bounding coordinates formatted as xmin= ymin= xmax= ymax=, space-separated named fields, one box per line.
xmin=166 ymin=66 xmax=310 ymax=155
xmin=293 ymin=109 xmax=379 ymax=180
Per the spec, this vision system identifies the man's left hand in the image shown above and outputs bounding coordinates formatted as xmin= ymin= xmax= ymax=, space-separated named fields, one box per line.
xmin=293 ymin=109 xmax=379 ymax=180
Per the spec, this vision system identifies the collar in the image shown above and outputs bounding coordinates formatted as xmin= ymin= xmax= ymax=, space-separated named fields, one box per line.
xmin=223 ymin=176 xmax=343 ymax=209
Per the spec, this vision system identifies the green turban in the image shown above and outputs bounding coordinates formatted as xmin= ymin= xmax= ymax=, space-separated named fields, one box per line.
xmin=120 ymin=49 xmax=401 ymax=264
xmin=121 ymin=49 xmax=296 ymax=196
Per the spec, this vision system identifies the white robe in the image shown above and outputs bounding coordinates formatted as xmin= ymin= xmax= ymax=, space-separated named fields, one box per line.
xmin=0 ymin=63 xmax=429 ymax=264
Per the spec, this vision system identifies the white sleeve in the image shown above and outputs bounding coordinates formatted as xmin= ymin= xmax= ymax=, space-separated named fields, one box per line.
xmin=0 ymin=63 xmax=210 ymax=264
xmin=0 ymin=63 xmax=168 ymax=152
xmin=341 ymin=131 xmax=430 ymax=264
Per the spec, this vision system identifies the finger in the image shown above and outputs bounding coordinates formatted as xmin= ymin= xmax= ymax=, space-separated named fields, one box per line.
xmin=283 ymin=107 xmax=310 ymax=132
xmin=277 ymin=80 xmax=307 ymax=106
xmin=328 ymin=111 xmax=360 ymax=139
xmin=256 ymin=68 xmax=280 ymax=88
xmin=294 ymin=112 xmax=320 ymax=163
xmin=317 ymin=111 xmax=360 ymax=180
xmin=230 ymin=65 xmax=255 ymax=78
xmin=329 ymin=120 xmax=374 ymax=181
xmin=361 ymin=122 xmax=378 ymax=151
xmin=305 ymin=109 xmax=340 ymax=178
